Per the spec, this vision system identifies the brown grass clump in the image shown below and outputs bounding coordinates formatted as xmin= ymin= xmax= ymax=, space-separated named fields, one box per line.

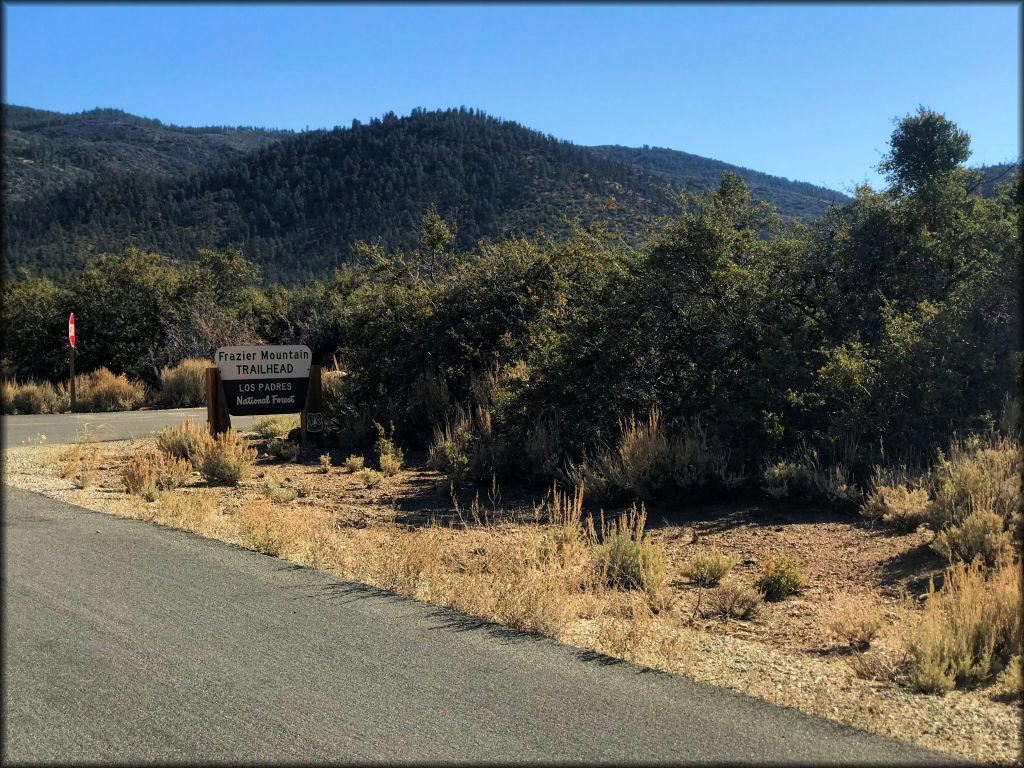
xmin=612 ymin=409 xmax=674 ymax=499
xmin=196 ymin=429 xmax=256 ymax=485
xmin=121 ymin=451 xmax=192 ymax=501
xmin=157 ymin=358 xmax=209 ymax=407
xmin=156 ymin=490 xmax=219 ymax=534
xmin=825 ymin=591 xmax=885 ymax=650
xmin=681 ymin=549 xmax=739 ymax=587
xmin=73 ymin=367 xmax=146 ymax=412
xmin=2 ymin=379 xmax=68 ymax=414
xmin=906 ymin=557 xmax=1022 ymax=693
xmin=58 ymin=434 xmax=101 ymax=488
xmin=708 ymin=582 xmax=763 ymax=621
xmin=155 ymin=417 xmax=213 ymax=463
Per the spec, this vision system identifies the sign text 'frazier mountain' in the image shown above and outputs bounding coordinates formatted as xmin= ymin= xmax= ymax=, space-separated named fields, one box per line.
xmin=215 ymin=345 xmax=311 ymax=416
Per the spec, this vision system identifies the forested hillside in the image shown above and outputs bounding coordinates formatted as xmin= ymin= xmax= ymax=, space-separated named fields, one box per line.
xmin=590 ymin=144 xmax=852 ymax=218
xmin=3 ymin=105 xmax=293 ymax=203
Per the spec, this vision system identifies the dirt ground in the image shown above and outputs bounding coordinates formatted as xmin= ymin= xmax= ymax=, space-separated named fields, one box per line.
xmin=3 ymin=432 xmax=1021 ymax=764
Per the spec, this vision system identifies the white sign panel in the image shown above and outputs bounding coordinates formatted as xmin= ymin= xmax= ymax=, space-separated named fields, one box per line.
xmin=215 ymin=345 xmax=312 ymax=380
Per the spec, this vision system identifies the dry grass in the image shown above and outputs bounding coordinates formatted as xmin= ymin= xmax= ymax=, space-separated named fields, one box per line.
xmin=73 ymin=367 xmax=146 ymax=412
xmin=907 ymin=557 xmax=1022 ymax=693
xmin=681 ymin=549 xmax=739 ymax=587
xmin=825 ymin=591 xmax=885 ymax=650
xmin=156 ymin=417 xmax=214 ymax=463
xmin=2 ymin=378 xmax=69 ymax=414
xmin=121 ymin=451 xmax=192 ymax=501
xmin=708 ymin=582 xmax=763 ymax=621
xmin=343 ymin=455 xmax=365 ymax=472
xmin=197 ymin=429 xmax=256 ymax=485
xmin=157 ymin=358 xmax=209 ymax=407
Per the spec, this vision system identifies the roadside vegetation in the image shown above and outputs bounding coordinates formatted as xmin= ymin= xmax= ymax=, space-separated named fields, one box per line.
xmin=2 ymin=108 xmax=1021 ymax=761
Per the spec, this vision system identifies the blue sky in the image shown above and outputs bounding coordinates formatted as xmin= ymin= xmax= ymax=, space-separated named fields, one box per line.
xmin=3 ymin=3 xmax=1019 ymax=192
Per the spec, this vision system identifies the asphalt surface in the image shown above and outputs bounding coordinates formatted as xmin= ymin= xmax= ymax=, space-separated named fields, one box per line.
xmin=2 ymin=408 xmax=255 ymax=449
xmin=2 ymin=484 xmax=968 ymax=764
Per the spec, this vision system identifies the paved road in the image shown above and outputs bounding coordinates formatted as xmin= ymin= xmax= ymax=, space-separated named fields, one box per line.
xmin=2 ymin=486 xmax=966 ymax=764
xmin=2 ymin=408 xmax=256 ymax=449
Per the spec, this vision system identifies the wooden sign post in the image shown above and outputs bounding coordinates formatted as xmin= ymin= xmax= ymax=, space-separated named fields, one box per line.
xmin=301 ymin=364 xmax=324 ymax=446
xmin=205 ymin=367 xmax=232 ymax=436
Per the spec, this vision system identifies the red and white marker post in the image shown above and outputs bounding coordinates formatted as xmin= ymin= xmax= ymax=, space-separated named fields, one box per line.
xmin=68 ymin=313 xmax=76 ymax=411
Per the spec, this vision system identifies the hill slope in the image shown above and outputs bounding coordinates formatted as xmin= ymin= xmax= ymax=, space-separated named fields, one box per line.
xmin=4 ymin=108 xmax=684 ymax=282
xmin=590 ymin=144 xmax=852 ymax=218
xmin=3 ymin=104 xmax=294 ymax=203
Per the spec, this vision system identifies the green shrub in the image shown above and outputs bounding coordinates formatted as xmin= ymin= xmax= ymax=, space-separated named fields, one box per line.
xmin=861 ymin=481 xmax=931 ymax=531
xmin=343 ymin=454 xmax=365 ymax=473
xmin=375 ymin=421 xmax=404 ymax=476
xmin=591 ymin=503 xmax=668 ymax=610
xmin=927 ymin=434 xmax=1021 ymax=560
xmin=754 ymin=555 xmax=806 ymax=601
xmin=681 ymin=549 xmax=739 ymax=587
xmin=762 ymin=460 xmax=813 ymax=499
xmin=155 ymin=417 xmax=213 ymax=463
xmin=428 ymin=410 xmax=472 ymax=487
xmin=157 ymin=358 xmax=209 ymax=408
xmin=318 ymin=454 xmax=332 ymax=473
xmin=359 ymin=468 xmax=384 ymax=488
xmin=197 ymin=429 xmax=256 ymax=486
xmin=260 ymin=478 xmax=298 ymax=504
xmin=252 ymin=414 xmax=300 ymax=440
xmin=931 ymin=509 xmax=1014 ymax=567
xmin=709 ymin=582 xmax=763 ymax=620
xmin=907 ymin=558 xmax=1022 ymax=693
xmin=267 ymin=438 xmax=299 ymax=462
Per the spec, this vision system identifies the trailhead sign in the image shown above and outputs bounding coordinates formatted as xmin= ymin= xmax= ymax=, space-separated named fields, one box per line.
xmin=215 ymin=345 xmax=312 ymax=416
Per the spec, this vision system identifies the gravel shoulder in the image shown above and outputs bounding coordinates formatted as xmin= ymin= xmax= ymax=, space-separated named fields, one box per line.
xmin=3 ymin=441 xmax=1020 ymax=764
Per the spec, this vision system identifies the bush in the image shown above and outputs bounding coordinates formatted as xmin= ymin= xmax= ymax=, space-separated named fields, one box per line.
xmin=121 ymin=451 xmax=192 ymax=501
xmin=754 ymin=555 xmax=806 ymax=601
xmin=74 ymin=367 xmax=146 ymax=412
xmin=907 ymin=558 xmax=1022 ymax=693
xmin=318 ymin=454 xmax=332 ymax=473
xmin=197 ymin=429 xmax=256 ymax=485
xmin=260 ymin=478 xmax=298 ymax=504
xmin=4 ymin=379 xmax=67 ymax=414
xmin=610 ymin=410 xmax=674 ymax=499
xmin=861 ymin=480 xmax=931 ymax=531
xmin=359 ymin=468 xmax=384 ymax=488
xmin=343 ymin=454 xmax=365 ymax=473
xmin=155 ymin=417 xmax=213 ymax=463
xmin=926 ymin=434 xmax=1021 ymax=564
xmin=709 ymin=582 xmax=763 ymax=621
xmin=267 ymin=438 xmax=299 ymax=462
xmin=428 ymin=410 xmax=472 ymax=487
xmin=252 ymin=414 xmax=300 ymax=440
xmin=931 ymin=509 xmax=1014 ymax=567
xmin=762 ymin=460 xmax=813 ymax=499
xmin=826 ymin=592 xmax=884 ymax=649
xmin=157 ymin=358 xmax=208 ymax=408
xmin=592 ymin=503 xmax=668 ymax=610
xmin=375 ymin=421 xmax=404 ymax=476
xmin=681 ymin=549 xmax=739 ymax=587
